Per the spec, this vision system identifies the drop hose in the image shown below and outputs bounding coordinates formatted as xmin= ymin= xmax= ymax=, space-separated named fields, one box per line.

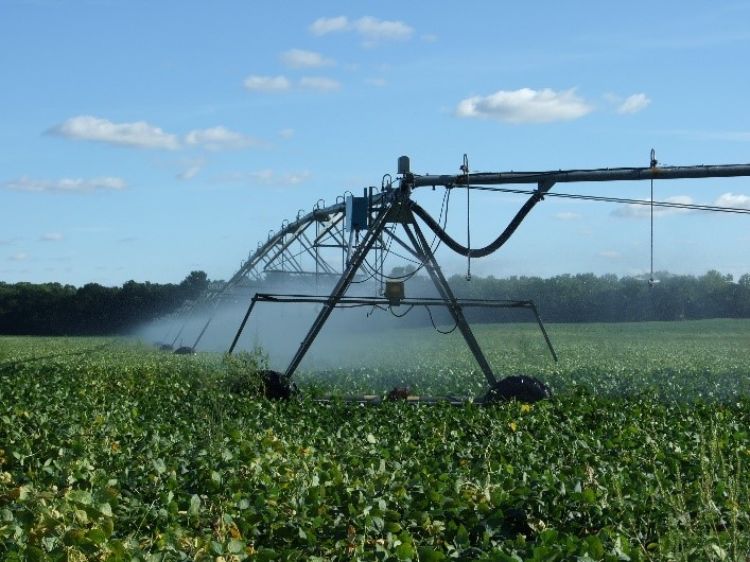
xmin=410 ymin=191 xmax=545 ymax=258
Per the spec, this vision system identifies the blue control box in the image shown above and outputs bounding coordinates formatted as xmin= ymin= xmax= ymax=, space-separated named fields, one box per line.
xmin=345 ymin=196 xmax=368 ymax=231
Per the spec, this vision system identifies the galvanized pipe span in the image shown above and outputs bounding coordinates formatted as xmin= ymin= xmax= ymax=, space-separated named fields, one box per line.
xmin=411 ymin=163 xmax=750 ymax=189
xmin=219 ymin=158 xmax=750 ymax=298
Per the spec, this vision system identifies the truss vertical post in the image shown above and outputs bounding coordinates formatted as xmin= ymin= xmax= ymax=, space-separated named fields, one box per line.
xmin=284 ymin=200 xmax=396 ymax=379
xmin=228 ymin=295 xmax=259 ymax=355
xmin=191 ymin=314 xmax=214 ymax=350
xmin=528 ymin=301 xmax=558 ymax=362
xmin=403 ymin=209 xmax=498 ymax=387
xmin=170 ymin=320 xmax=188 ymax=348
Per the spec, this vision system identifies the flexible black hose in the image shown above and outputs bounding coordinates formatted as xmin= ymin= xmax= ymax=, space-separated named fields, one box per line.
xmin=410 ymin=192 xmax=544 ymax=258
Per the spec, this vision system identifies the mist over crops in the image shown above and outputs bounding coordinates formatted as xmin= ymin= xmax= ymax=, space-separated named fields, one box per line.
xmin=137 ymin=276 xmax=457 ymax=375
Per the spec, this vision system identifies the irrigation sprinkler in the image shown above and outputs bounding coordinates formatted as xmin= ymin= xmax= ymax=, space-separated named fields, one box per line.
xmin=174 ymin=154 xmax=750 ymax=402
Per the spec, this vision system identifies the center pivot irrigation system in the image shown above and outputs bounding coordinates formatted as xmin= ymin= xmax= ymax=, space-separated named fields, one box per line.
xmin=164 ymin=153 xmax=750 ymax=403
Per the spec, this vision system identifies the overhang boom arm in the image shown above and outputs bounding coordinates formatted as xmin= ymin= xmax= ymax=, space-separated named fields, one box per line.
xmin=411 ymin=163 xmax=750 ymax=189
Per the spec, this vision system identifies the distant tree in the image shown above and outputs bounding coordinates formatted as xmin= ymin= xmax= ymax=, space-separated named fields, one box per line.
xmin=1 ymin=270 xmax=749 ymax=335
xmin=180 ymin=271 xmax=209 ymax=300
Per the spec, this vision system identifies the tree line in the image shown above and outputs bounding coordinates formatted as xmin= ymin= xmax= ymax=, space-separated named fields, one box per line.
xmin=1 ymin=269 xmax=749 ymax=336
xmin=445 ymin=270 xmax=750 ymax=324
xmin=0 ymin=271 xmax=209 ymax=335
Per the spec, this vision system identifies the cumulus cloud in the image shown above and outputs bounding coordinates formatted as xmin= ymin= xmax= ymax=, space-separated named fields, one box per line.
xmin=8 ymin=252 xmax=28 ymax=262
xmin=714 ymin=192 xmax=750 ymax=209
xmin=50 ymin=116 xmax=180 ymax=149
xmin=3 ymin=176 xmax=127 ymax=193
xmin=617 ymin=93 xmax=651 ymax=114
xmin=612 ymin=195 xmax=694 ymax=218
xmin=243 ymin=75 xmax=291 ymax=92
xmin=310 ymin=15 xmax=349 ymax=36
xmin=456 ymin=88 xmax=593 ymax=123
xmin=300 ymin=76 xmax=341 ymax=91
xmin=40 ymin=233 xmax=64 ymax=241
xmin=309 ymin=15 xmax=413 ymax=44
xmin=354 ymin=16 xmax=413 ymax=42
xmin=244 ymin=75 xmax=339 ymax=93
xmin=184 ymin=126 xmax=261 ymax=150
xmin=280 ymin=48 xmax=334 ymax=68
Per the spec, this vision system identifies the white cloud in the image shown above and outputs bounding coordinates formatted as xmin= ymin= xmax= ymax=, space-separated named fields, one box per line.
xmin=714 ymin=192 xmax=750 ymax=209
xmin=8 ymin=252 xmax=28 ymax=262
xmin=300 ymin=76 xmax=341 ymax=91
xmin=278 ymin=128 xmax=295 ymax=139
xmin=243 ymin=75 xmax=291 ymax=92
xmin=3 ymin=176 xmax=127 ymax=193
xmin=612 ymin=195 xmax=694 ymax=218
xmin=310 ymin=16 xmax=349 ymax=36
xmin=309 ymin=15 xmax=414 ymax=44
xmin=354 ymin=16 xmax=413 ymax=42
xmin=280 ymin=48 xmax=335 ymax=68
xmin=456 ymin=88 xmax=593 ymax=123
xmin=421 ymin=33 xmax=438 ymax=43
xmin=184 ymin=126 xmax=260 ymax=150
xmin=50 ymin=115 xmax=180 ymax=149
xmin=618 ymin=93 xmax=651 ymax=114
xmin=555 ymin=211 xmax=582 ymax=221
xmin=40 ymin=232 xmax=64 ymax=241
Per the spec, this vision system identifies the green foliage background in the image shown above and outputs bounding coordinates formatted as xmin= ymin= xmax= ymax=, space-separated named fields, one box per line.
xmin=1 ymin=320 xmax=749 ymax=560
xmin=2 ymin=270 xmax=750 ymax=335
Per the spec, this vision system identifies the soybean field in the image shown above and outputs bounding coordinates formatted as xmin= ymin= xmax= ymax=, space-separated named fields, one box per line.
xmin=1 ymin=319 xmax=750 ymax=561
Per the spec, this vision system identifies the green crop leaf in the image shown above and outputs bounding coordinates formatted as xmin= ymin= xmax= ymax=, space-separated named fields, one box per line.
xmin=417 ymin=547 xmax=446 ymax=562
xmin=227 ymin=539 xmax=245 ymax=554
xmin=189 ymin=494 xmax=201 ymax=517
xmin=86 ymin=527 xmax=107 ymax=545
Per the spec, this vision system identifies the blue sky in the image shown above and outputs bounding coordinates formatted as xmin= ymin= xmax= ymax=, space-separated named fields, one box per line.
xmin=2 ymin=0 xmax=749 ymax=286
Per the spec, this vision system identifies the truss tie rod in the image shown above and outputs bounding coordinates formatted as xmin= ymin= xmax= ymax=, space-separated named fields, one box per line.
xmin=253 ymin=293 xmax=536 ymax=308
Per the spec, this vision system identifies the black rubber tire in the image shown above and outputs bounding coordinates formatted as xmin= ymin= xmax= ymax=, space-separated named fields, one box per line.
xmin=481 ymin=375 xmax=551 ymax=403
xmin=261 ymin=370 xmax=297 ymax=400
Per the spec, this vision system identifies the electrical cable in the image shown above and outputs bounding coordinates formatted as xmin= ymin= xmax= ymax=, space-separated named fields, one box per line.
xmin=412 ymin=181 xmax=750 ymax=260
xmin=462 ymin=185 xmax=750 ymax=215
xmin=412 ymin=190 xmax=544 ymax=258
xmin=462 ymin=154 xmax=471 ymax=280
xmin=353 ymin=184 xmax=454 ymax=289
xmin=389 ymin=304 xmax=414 ymax=318
xmin=649 ymin=149 xmax=657 ymax=286
xmin=366 ymin=304 xmax=388 ymax=317
xmin=425 ymin=305 xmax=458 ymax=335
xmin=650 ymin=177 xmax=655 ymax=284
